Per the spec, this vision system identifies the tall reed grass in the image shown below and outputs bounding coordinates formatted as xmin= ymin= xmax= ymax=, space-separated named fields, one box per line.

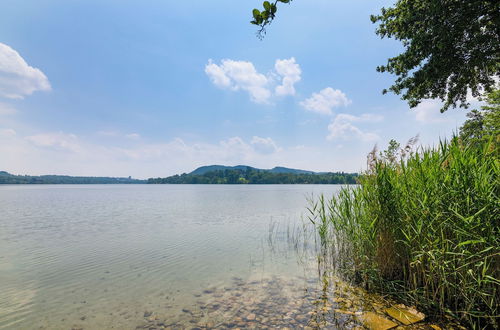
xmin=308 ymin=137 xmax=499 ymax=328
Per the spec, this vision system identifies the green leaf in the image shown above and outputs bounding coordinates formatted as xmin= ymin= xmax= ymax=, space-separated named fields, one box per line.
xmin=457 ymin=239 xmax=485 ymax=247
xmin=263 ymin=1 xmax=271 ymax=11
xmin=252 ymin=9 xmax=261 ymax=19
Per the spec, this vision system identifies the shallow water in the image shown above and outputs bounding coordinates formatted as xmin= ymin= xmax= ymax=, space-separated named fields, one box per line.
xmin=1 ymin=184 xmax=449 ymax=330
xmin=0 ymin=184 xmax=344 ymax=329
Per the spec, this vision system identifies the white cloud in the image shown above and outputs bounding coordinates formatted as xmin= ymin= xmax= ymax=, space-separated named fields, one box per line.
xmin=335 ymin=113 xmax=383 ymax=123
xmin=205 ymin=57 xmax=302 ymax=104
xmin=0 ymin=43 xmax=51 ymax=99
xmin=0 ymin=130 xmax=371 ymax=177
xmin=205 ymin=59 xmax=271 ymax=104
xmin=25 ymin=132 xmax=81 ymax=153
xmin=274 ymin=57 xmax=301 ymax=96
xmin=413 ymin=100 xmax=448 ymax=123
xmin=300 ymin=87 xmax=351 ymax=115
xmin=204 ymin=61 xmax=231 ymax=88
xmin=412 ymin=93 xmax=485 ymax=124
xmin=218 ymin=136 xmax=254 ymax=160
xmin=250 ymin=136 xmax=281 ymax=154
xmin=327 ymin=113 xmax=382 ymax=142
xmin=2 ymin=132 xmax=285 ymax=176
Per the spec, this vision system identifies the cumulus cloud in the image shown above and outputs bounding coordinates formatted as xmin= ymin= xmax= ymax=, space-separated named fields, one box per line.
xmin=218 ymin=136 xmax=255 ymax=160
xmin=205 ymin=59 xmax=271 ymax=104
xmin=274 ymin=57 xmax=301 ymax=96
xmin=300 ymin=87 xmax=351 ymax=115
xmin=250 ymin=136 xmax=281 ymax=154
xmin=327 ymin=113 xmax=382 ymax=142
xmin=0 ymin=43 xmax=51 ymax=99
xmin=205 ymin=57 xmax=302 ymax=104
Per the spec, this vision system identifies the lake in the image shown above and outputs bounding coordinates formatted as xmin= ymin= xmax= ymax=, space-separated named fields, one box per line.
xmin=1 ymin=184 xmax=356 ymax=329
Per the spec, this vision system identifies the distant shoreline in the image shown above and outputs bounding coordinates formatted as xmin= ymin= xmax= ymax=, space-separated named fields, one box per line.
xmin=1 ymin=167 xmax=359 ymax=185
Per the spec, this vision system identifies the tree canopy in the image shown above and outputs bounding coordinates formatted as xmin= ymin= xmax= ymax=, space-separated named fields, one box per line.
xmin=251 ymin=0 xmax=500 ymax=112
xmin=459 ymin=89 xmax=500 ymax=145
xmin=148 ymin=168 xmax=359 ymax=184
xmin=0 ymin=171 xmax=144 ymax=184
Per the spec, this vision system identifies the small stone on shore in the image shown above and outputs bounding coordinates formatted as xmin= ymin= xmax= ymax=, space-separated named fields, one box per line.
xmin=384 ymin=304 xmax=425 ymax=325
xmin=358 ymin=311 xmax=398 ymax=330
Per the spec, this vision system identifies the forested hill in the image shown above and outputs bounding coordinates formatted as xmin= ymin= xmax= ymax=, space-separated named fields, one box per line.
xmin=0 ymin=171 xmax=145 ymax=184
xmin=190 ymin=165 xmax=316 ymax=175
xmin=148 ymin=168 xmax=358 ymax=184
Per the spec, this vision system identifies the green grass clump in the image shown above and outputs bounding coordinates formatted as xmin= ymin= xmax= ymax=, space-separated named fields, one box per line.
xmin=308 ymin=137 xmax=499 ymax=328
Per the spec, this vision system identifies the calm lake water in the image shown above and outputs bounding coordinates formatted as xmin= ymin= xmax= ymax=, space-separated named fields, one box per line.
xmin=1 ymin=184 xmax=352 ymax=329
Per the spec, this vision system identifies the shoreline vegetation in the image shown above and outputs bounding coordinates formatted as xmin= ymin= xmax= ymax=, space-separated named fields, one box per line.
xmin=0 ymin=167 xmax=358 ymax=185
xmin=306 ymin=91 xmax=499 ymax=328
xmin=0 ymin=171 xmax=146 ymax=184
xmin=148 ymin=167 xmax=358 ymax=184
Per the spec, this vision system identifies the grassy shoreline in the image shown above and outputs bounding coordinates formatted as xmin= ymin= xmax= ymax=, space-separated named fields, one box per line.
xmin=307 ymin=137 xmax=499 ymax=328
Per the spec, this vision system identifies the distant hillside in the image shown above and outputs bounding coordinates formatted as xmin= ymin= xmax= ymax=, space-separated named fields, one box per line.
xmin=268 ymin=166 xmax=315 ymax=174
xmin=0 ymin=171 xmax=145 ymax=184
xmin=149 ymin=166 xmax=358 ymax=184
xmin=190 ymin=165 xmax=316 ymax=175
xmin=190 ymin=165 xmax=255 ymax=175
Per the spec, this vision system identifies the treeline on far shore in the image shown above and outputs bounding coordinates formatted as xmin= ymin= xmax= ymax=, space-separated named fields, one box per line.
xmin=1 ymin=169 xmax=359 ymax=185
xmin=0 ymin=171 xmax=145 ymax=184
xmin=148 ymin=169 xmax=359 ymax=184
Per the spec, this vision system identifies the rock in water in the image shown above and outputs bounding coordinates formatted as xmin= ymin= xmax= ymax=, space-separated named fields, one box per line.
xmin=358 ymin=312 xmax=398 ymax=330
xmin=384 ymin=304 xmax=425 ymax=325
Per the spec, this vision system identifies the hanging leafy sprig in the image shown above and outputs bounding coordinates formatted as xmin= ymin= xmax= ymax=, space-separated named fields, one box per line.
xmin=251 ymin=0 xmax=291 ymax=39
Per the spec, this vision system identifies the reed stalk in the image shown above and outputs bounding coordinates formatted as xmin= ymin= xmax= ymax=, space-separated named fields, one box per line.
xmin=308 ymin=137 xmax=499 ymax=328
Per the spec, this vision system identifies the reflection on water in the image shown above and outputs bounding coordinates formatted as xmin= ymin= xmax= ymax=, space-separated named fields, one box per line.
xmin=0 ymin=185 xmax=448 ymax=329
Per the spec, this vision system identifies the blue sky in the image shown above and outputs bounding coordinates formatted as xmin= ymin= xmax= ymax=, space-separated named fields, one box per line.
xmin=0 ymin=0 xmax=472 ymax=178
